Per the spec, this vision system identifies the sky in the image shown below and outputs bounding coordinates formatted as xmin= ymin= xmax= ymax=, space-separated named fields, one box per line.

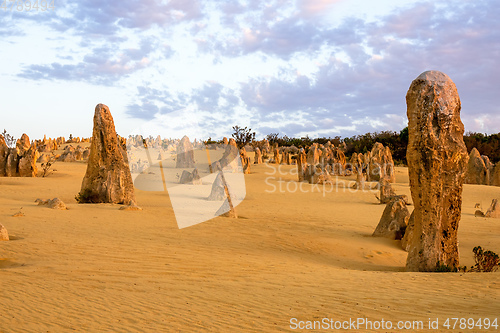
xmin=1 ymin=0 xmax=499 ymax=141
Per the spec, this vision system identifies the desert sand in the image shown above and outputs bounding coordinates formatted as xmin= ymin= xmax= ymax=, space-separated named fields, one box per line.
xmin=1 ymin=146 xmax=499 ymax=332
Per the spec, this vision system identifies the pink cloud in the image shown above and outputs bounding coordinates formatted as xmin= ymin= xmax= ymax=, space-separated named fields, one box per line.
xmin=298 ymin=0 xmax=341 ymax=17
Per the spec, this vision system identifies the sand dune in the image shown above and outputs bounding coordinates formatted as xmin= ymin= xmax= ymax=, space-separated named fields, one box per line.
xmin=1 ymin=160 xmax=499 ymax=332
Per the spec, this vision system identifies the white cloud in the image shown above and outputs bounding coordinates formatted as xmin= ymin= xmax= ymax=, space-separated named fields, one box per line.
xmin=1 ymin=0 xmax=499 ymax=140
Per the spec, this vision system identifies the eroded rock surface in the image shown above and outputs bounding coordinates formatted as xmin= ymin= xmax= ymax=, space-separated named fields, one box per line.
xmin=373 ymin=197 xmax=410 ymax=240
xmin=78 ymin=104 xmax=136 ymax=204
xmin=405 ymin=71 xmax=468 ymax=271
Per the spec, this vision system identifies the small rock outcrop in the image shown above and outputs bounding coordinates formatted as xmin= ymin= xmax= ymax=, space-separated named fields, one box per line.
xmin=401 ymin=212 xmax=415 ymax=251
xmin=215 ymin=198 xmax=237 ymax=218
xmin=16 ymin=133 xmax=31 ymax=154
xmin=36 ymin=197 xmax=67 ymax=210
xmin=297 ymin=149 xmax=307 ymax=182
xmin=485 ymin=199 xmax=500 ymax=218
xmin=372 ymin=197 xmax=410 ymax=239
xmin=179 ymin=168 xmax=202 ymax=185
xmin=0 ymin=223 xmax=9 ymax=241
xmin=405 ymin=71 xmax=468 ymax=271
xmin=219 ymin=139 xmax=239 ymax=172
xmin=58 ymin=147 xmax=77 ymax=162
xmin=240 ymin=148 xmax=251 ymax=174
xmin=48 ymin=198 xmax=67 ymax=210
xmin=491 ymin=163 xmax=500 ymax=187
xmin=475 ymin=210 xmax=486 ymax=217
xmin=12 ymin=211 xmax=24 ymax=217
xmin=281 ymin=150 xmax=291 ymax=165
xmin=482 ymin=155 xmax=494 ymax=184
xmin=208 ymin=172 xmax=228 ymax=201
xmin=352 ymin=153 xmax=367 ymax=189
xmin=273 ymin=148 xmax=281 ymax=164
xmin=378 ymin=178 xmax=397 ymax=204
xmin=78 ymin=104 xmax=136 ymax=204
xmin=176 ymin=136 xmax=195 ymax=168
xmin=332 ymin=148 xmax=347 ymax=175
xmin=254 ymin=147 xmax=262 ymax=164
xmin=211 ymin=161 xmax=222 ymax=173
xmin=210 ymin=172 xmax=237 ymax=218
xmin=119 ymin=200 xmax=143 ymax=211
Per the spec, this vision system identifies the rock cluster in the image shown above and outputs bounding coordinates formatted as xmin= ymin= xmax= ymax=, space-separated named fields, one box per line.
xmin=66 ymin=136 xmax=90 ymax=144
xmin=35 ymin=135 xmax=61 ymax=152
xmin=465 ymin=148 xmax=489 ymax=185
xmin=295 ymin=142 xmax=359 ymax=184
xmin=367 ymin=143 xmax=396 ymax=182
xmin=331 ymin=148 xmax=346 ymax=175
xmin=281 ymin=149 xmax=292 ymax=165
xmin=0 ymin=133 xmax=37 ymax=177
xmin=57 ymin=145 xmax=89 ymax=162
xmin=458 ymin=146 xmax=500 ymax=187
xmin=309 ymin=164 xmax=332 ymax=184
xmin=129 ymin=158 xmax=150 ymax=174
xmin=306 ymin=144 xmax=319 ymax=165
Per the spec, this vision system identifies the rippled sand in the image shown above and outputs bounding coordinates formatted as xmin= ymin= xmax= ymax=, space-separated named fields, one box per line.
xmin=1 ymin=152 xmax=499 ymax=332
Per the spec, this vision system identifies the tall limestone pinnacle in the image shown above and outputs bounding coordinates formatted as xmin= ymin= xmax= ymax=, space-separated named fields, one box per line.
xmin=405 ymin=71 xmax=469 ymax=271
xmin=78 ymin=104 xmax=136 ymax=204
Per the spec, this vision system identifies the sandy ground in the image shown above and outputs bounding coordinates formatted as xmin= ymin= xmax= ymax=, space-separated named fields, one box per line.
xmin=1 ymin=155 xmax=499 ymax=332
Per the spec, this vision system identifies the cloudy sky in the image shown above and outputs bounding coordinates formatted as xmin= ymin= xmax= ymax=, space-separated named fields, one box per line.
xmin=1 ymin=0 xmax=499 ymax=140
